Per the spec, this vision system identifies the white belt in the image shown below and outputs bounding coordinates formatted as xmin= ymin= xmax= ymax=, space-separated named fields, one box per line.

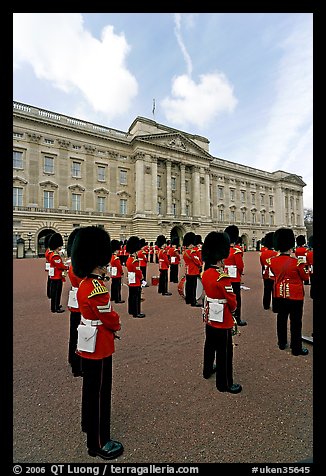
xmin=206 ymin=297 xmax=227 ymax=304
xmin=71 ymin=286 xmax=78 ymax=291
xmin=81 ymin=315 xmax=103 ymax=326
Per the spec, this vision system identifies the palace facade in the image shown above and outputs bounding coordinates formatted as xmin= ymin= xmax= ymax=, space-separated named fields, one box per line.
xmin=13 ymin=101 xmax=306 ymax=256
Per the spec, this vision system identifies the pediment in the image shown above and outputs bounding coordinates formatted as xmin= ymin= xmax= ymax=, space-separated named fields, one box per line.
xmin=13 ymin=175 xmax=28 ymax=185
xmin=134 ymin=132 xmax=212 ymax=158
xmin=39 ymin=180 xmax=58 ymax=188
xmin=94 ymin=187 xmax=110 ymax=195
xmin=68 ymin=184 xmax=85 ymax=192
xmin=274 ymin=172 xmax=306 ymax=187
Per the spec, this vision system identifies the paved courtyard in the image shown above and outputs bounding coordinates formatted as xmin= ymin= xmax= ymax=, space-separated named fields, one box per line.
xmin=13 ymin=251 xmax=313 ymax=466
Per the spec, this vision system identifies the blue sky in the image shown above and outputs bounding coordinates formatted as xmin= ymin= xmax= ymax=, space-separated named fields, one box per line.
xmin=13 ymin=12 xmax=313 ymax=209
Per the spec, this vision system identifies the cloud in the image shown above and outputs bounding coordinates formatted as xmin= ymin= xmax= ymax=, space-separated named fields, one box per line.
xmin=162 ymin=14 xmax=237 ymax=129
xmin=251 ymin=17 xmax=313 ymax=173
xmin=13 ymin=13 xmax=138 ymax=120
xmin=161 ymin=73 xmax=237 ymax=129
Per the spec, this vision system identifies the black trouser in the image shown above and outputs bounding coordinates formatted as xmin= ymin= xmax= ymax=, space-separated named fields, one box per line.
xmin=170 ymin=264 xmax=179 ymax=283
xmin=203 ymin=325 xmax=234 ymax=391
xmin=111 ymin=278 xmax=122 ymax=302
xmin=274 ymin=298 xmax=304 ymax=353
xmin=263 ymin=279 xmax=274 ymax=310
xmin=150 ymin=254 xmax=154 ymax=263
xmin=158 ymin=269 xmax=168 ymax=294
xmin=50 ymin=279 xmax=63 ymax=312
xmin=68 ymin=311 xmax=82 ymax=373
xmin=185 ymin=275 xmax=198 ymax=305
xmin=231 ymin=282 xmax=242 ymax=323
xmin=47 ymin=276 xmax=52 ymax=299
xmin=128 ymin=286 xmax=141 ymax=316
xmin=81 ymin=356 xmax=112 ymax=449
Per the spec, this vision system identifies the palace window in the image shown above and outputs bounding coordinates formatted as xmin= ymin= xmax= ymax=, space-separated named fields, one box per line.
xmin=97 ymin=196 xmax=105 ymax=212
xmin=44 ymin=190 xmax=54 ymax=209
xmin=251 ymin=193 xmax=256 ymax=205
xmin=172 ymin=203 xmax=176 ymax=215
xmin=72 ymin=193 xmax=81 ymax=211
xmin=157 ymin=175 xmax=161 ymax=189
xmin=71 ymin=161 xmax=81 ymax=178
xmin=157 ymin=201 xmax=162 ymax=215
xmin=241 ymin=211 xmax=246 ymax=223
xmin=13 ymin=187 xmax=23 ymax=206
xmin=240 ymin=191 xmax=245 ymax=202
xmin=171 ymin=177 xmax=176 ymax=191
xmin=218 ymin=186 xmax=224 ymax=200
xmin=97 ymin=166 xmax=106 ymax=181
xmin=269 ymin=195 xmax=273 ymax=207
xmin=120 ymin=199 xmax=127 ymax=215
xmin=119 ymin=170 xmax=127 ymax=185
xmin=44 ymin=156 xmax=54 ymax=174
xmin=230 ymin=189 xmax=235 ymax=201
xmin=13 ymin=150 xmax=23 ymax=169
xmin=219 ymin=209 xmax=224 ymax=221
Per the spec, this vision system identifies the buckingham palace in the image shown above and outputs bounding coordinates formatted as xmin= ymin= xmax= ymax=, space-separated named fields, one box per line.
xmin=13 ymin=101 xmax=306 ymax=257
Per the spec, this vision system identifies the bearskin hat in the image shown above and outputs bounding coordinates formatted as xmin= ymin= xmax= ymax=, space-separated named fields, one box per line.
xmin=296 ymin=235 xmax=306 ymax=246
xmin=156 ymin=234 xmax=166 ymax=248
xmin=139 ymin=238 xmax=146 ymax=248
xmin=171 ymin=236 xmax=180 ymax=247
xmin=202 ymin=231 xmax=230 ymax=264
xmin=48 ymin=232 xmax=63 ymax=251
xmin=183 ymin=231 xmax=196 ymax=247
xmin=224 ymin=225 xmax=239 ymax=244
xmin=44 ymin=233 xmax=54 ymax=249
xmin=194 ymin=234 xmax=203 ymax=246
xmin=273 ymin=228 xmax=295 ymax=252
xmin=126 ymin=236 xmax=141 ymax=254
xmin=264 ymin=232 xmax=274 ymax=250
xmin=71 ymin=226 xmax=112 ymax=278
xmin=67 ymin=228 xmax=83 ymax=258
xmin=111 ymin=239 xmax=121 ymax=253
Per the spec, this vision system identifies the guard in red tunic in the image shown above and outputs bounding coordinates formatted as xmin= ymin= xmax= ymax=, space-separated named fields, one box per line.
xmin=156 ymin=234 xmax=172 ymax=295
xmin=48 ymin=232 xmax=68 ymax=313
xmin=137 ymin=238 xmax=149 ymax=285
xmin=71 ymin=225 xmax=124 ymax=460
xmin=44 ymin=233 xmax=54 ymax=299
xmin=126 ymin=236 xmax=145 ymax=318
xmin=224 ymin=225 xmax=247 ymax=326
xmin=268 ymin=228 xmax=310 ymax=356
xmin=295 ymin=235 xmax=309 ymax=285
xmin=201 ymin=231 xmax=242 ymax=394
xmin=66 ymin=227 xmax=84 ymax=377
xmin=168 ymin=236 xmax=181 ymax=283
xmin=109 ymin=239 xmax=125 ymax=304
xmin=182 ymin=231 xmax=203 ymax=307
xmin=306 ymin=236 xmax=314 ymax=299
xmin=259 ymin=232 xmax=278 ymax=310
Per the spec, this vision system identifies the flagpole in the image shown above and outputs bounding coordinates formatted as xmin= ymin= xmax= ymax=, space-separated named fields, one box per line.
xmin=152 ymin=98 xmax=156 ymax=120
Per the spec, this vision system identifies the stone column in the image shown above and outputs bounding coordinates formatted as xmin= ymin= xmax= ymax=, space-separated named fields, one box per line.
xmin=166 ymin=159 xmax=172 ymax=216
xmin=151 ymin=156 xmax=158 ymax=214
xmin=135 ymin=153 xmax=144 ymax=214
xmin=180 ymin=163 xmax=186 ymax=216
xmin=205 ymin=168 xmax=211 ymax=217
xmin=192 ymin=166 xmax=200 ymax=217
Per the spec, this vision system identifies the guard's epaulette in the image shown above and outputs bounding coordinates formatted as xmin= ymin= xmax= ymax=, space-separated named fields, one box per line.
xmin=53 ymin=251 xmax=60 ymax=256
xmin=113 ymin=256 xmax=120 ymax=261
xmin=190 ymin=249 xmax=196 ymax=254
xmin=266 ymin=257 xmax=271 ymax=265
xmin=216 ymin=273 xmax=229 ymax=281
xmin=233 ymin=248 xmax=242 ymax=254
xmin=132 ymin=257 xmax=139 ymax=264
xmin=88 ymin=279 xmax=108 ymax=298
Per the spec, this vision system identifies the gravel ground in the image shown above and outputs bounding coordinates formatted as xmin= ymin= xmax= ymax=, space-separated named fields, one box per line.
xmin=12 ymin=252 xmax=314 ymax=469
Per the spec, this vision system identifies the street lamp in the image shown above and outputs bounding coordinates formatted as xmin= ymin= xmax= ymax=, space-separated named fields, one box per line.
xmin=64 ymin=233 xmax=68 ymax=248
xmin=27 ymin=232 xmax=32 ymax=250
xmin=252 ymin=237 xmax=255 ymax=250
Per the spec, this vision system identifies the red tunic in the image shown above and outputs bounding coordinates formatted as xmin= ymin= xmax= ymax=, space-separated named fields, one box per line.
xmin=268 ymin=254 xmax=309 ymax=300
xmin=109 ymin=254 xmax=124 ymax=279
xmin=168 ymin=247 xmax=181 ymax=265
xmin=224 ymin=246 xmax=244 ymax=283
xmin=183 ymin=248 xmax=202 ymax=276
xmin=126 ymin=255 xmax=143 ymax=286
xmin=260 ymin=249 xmax=278 ymax=279
xmin=49 ymin=251 xmax=68 ymax=281
xmin=158 ymin=248 xmax=170 ymax=270
xmin=201 ymin=267 xmax=237 ymax=329
xmin=76 ymin=276 xmax=121 ymax=360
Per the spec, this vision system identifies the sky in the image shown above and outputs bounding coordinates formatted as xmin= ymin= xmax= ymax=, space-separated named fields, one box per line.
xmin=13 ymin=12 xmax=313 ymax=209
